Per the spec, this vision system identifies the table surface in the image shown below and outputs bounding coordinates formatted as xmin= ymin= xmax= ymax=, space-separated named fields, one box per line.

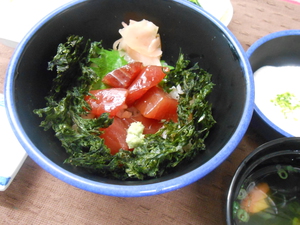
xmin=0 ymin=0 xmax=299 ymax=224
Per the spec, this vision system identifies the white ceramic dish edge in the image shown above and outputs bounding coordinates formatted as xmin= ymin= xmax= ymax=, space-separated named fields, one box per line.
xmin=0 ymin=94 xmax=27 ymax=191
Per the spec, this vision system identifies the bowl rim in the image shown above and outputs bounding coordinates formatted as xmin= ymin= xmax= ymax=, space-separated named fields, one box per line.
xmin=246 ymin=29 xmax=300 ymax=138
xmin=4 ymin=0 xmax=254 ymax=197
xmin=226 ymin=136 xmax=300 ymax=224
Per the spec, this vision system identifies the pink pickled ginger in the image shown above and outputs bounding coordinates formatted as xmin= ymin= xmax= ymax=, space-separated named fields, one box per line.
xmin=113 ymin=19 xmax=162 ymax=66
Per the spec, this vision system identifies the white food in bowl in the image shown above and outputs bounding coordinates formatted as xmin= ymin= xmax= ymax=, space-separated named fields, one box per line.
xmin=254 ymin=66 xmax=300 ymax=137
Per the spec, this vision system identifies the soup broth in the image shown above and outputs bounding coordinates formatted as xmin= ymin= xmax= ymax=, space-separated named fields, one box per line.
xmin=233 ymin=165 xmax=300 ymax=225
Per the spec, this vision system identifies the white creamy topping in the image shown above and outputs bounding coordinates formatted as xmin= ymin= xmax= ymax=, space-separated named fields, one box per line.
xmin=254 ymin=66 xmax=300 ymax=136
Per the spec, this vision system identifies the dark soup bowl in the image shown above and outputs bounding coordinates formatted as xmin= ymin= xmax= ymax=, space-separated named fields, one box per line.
xmin=227 ymin=137 xmax=300 ymax=224
xmin=4 ymin=0 xmax=254 ymax=197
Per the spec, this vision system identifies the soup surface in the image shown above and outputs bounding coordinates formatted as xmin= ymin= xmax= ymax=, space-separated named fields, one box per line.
xmin=233 ymin=164 xmax=300 ymax=224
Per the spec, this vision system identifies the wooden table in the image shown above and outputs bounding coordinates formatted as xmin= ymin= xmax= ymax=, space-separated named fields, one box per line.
xmin=0 ymin=0 xmax=299 ymax=224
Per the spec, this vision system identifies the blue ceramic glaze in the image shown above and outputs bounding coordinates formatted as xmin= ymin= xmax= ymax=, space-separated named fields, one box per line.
xmin=0 ymin=176 xmax=10 ymax=186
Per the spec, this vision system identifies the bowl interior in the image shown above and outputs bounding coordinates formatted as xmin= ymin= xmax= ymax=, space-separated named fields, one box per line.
xmin=248 ymin=32 xmax=300 ymax=140
xmin=6 ymin=0 xmax=252 ymax=189
xmin=249 ymin=35 xmax=300 ymax=70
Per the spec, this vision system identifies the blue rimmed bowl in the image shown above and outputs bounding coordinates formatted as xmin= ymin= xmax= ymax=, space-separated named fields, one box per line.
xmin=4 ymin=0 xmax=254 ymax=197
xmin=247 ymin=30 xmax=300 ymax=140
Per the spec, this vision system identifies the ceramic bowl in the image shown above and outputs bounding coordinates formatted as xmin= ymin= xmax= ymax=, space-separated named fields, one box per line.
xmin=226 ymin=137 xmax=300 ymax=224
xmin=4 ymin=0 xmax=254 ymax=197
xmin=247 ymin=30 xmax=300 ymax=140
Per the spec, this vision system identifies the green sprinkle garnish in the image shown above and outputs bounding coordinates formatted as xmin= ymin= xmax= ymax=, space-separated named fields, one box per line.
xmin=271 ymin=92 xmax=300 ymax=119
xmin=237 ymin=208 xmax=250 ymax=223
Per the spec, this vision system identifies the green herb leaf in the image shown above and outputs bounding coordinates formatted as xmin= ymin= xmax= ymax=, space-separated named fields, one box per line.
xmin=89 ymin=47 xmax=127 ymax=90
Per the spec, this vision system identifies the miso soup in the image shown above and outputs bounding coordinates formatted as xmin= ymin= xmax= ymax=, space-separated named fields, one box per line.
xmin=233 ymin=164 xmax=300 ymax=225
